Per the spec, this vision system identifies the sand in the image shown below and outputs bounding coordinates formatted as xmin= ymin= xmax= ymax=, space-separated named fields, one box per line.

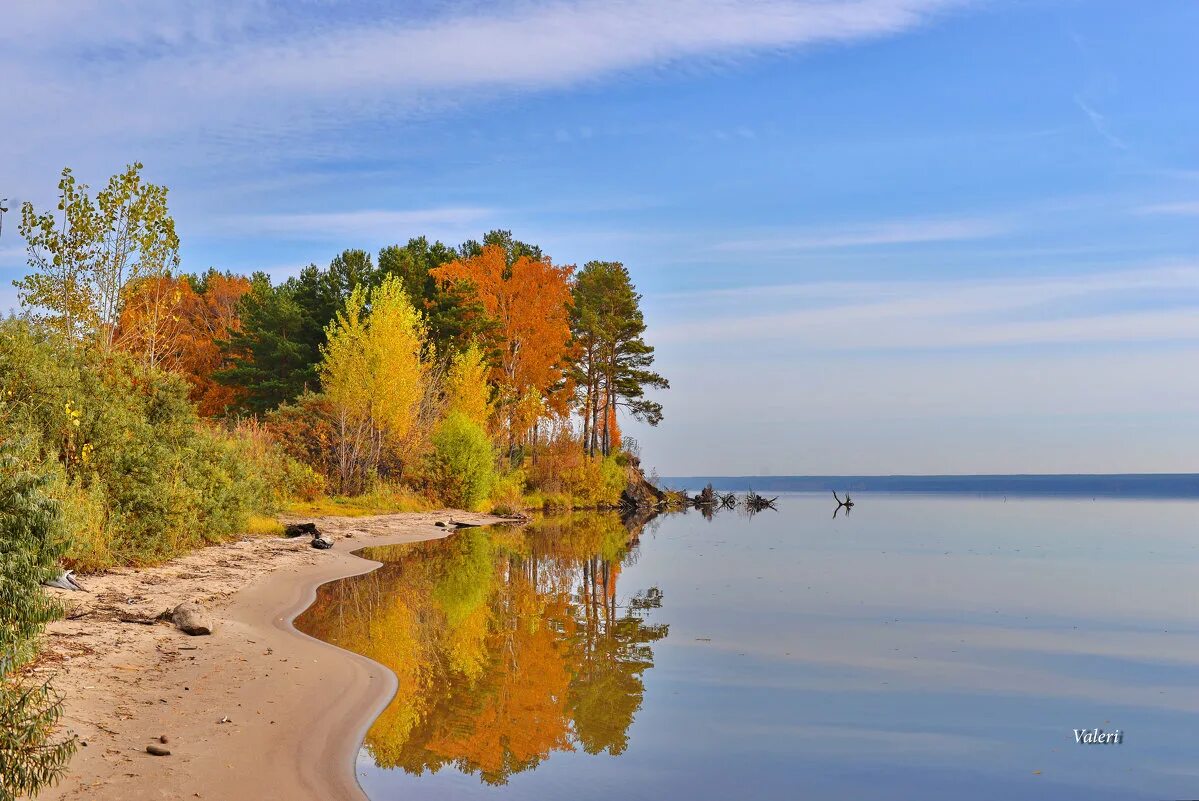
xmin=32 ymin=510 xmax=505 ymax=801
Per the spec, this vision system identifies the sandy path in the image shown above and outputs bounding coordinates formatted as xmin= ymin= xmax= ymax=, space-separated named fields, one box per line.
xmin=33 ymin=510 xmax=505 ymax=801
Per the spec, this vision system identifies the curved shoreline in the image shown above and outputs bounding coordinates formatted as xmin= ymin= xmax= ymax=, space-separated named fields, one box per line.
xmin=38 ymin=511 xmax=502 ymax=801
xmin=270 ymin=533 xmax=417 ymax=800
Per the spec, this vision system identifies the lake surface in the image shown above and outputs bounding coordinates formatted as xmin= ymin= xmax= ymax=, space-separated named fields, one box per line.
xmin=295 ymin=493 xmax=1199 ymax=800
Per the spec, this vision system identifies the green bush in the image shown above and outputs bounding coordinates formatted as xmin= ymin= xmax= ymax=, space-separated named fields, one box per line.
xmin=427 ymin=412 xmax=496 ymax=509
xmin=0 ymin=443 xmax=77 ymax=797
xmin=0 ymin=321 xmax=282 ymax=569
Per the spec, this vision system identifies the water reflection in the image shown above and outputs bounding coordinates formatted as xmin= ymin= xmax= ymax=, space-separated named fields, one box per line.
xmin=295 ymin=513 xmax=667 ymax=785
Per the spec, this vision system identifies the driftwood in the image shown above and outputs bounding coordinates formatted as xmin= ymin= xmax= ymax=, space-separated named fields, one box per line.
xmin=284 ymin=522 xmax=319 ymax=538
xmin=832 ymin=490 xmax=855 ymax=518
xmin=743 ymin=490 xmax=778 ymax=513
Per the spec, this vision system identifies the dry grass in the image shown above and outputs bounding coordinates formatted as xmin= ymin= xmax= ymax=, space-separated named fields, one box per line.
xmin=244 ymin=514 xmax=286 ymax=537
xmin=284 ymin=482 xmax=434 ymax=518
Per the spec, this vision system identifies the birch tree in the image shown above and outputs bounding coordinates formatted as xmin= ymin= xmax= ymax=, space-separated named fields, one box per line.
xmin=16 ymin=163 xmax=179 ymax=350
xmin=320 ymin=276 xmax=427 ymax=493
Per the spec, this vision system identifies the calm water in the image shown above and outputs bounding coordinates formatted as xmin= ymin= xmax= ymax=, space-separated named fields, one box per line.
xmin=295 ymin=493 xmax=1199 ymax=800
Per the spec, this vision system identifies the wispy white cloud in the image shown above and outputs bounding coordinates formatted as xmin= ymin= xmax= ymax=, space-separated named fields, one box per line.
xmin=222 ymin=207 xmax=495 ymax=240
xmin=652 ymin=264 xmax=1199 ymax=349
xmin=713 ymin=215 xmax=1004 ymax=252
xmin=1139 ymin=201 xmax=1199 ymax=217
xmin=0 ymin=0 xmax=968 ymax=173
xmin=1073 ymin=94 xmax=1128 ymax=151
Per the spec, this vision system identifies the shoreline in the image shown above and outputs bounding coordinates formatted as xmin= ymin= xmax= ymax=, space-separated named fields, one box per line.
xmin=35 ymin=511 xmax=504 ymax=801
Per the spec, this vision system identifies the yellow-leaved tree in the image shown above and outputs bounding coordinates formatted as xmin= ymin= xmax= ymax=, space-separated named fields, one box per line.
xmin=444 ymin=343 xmax=494 ymax=429
xmin=321 ymin=276 xmax=427 ymax=493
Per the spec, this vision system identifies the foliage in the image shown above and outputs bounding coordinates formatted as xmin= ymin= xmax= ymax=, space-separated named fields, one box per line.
xmin=487 ymin=470 xmax=526 ymax=516
xmin=525 ymin=423 xmax=627 ymax=508
xmin=427 ymin=413 xmax=496 ymax=509
xmin=116 ymin=270 xmax=252 ymax=415
xmin=0 ymin=321 xmax=286 ymax=569
xmin=378 ymin=237 xmax=494 ymax=355
xmin=571 ymin=261 xmax=667 ymax=456
xmin=431 ymin=244 xmax=574 ymax=457
xmin=320 ymin=276 xmax=428 ymax=494
xmin=443 ymin=343 xmax=493 ymax=428
xmin=216 ymin=250 xmax=378 ymax=414
xmin=16 ymin=163 xmax=179 ymax=351
xmin=216 ymin=274 xmax=320 ymax=413
xmin=0 ymin=444 xmax=77 ymax=798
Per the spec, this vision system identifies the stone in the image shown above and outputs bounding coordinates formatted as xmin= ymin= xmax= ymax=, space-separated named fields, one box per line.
xmin=146 ymin=744 xmax=171 ymax=756
xmin=283 ymin=522 xmax=319 ymax=538
xmin=311 ymin=536 xmax=334 ymax=550
xmin=172 ymin=602 xmax=213 ymax=636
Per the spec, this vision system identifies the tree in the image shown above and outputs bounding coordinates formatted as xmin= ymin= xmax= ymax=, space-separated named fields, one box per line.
xmin=0 ymin=445 xmax=77 ymax=798
xmin=115 ymin=271 xmax=253 ymax=414
xmin=320 ymin=276 xmax=428 ymax=493
xmin=176 ymin=271 xmax=253 ymax=416
xmin=431 ymin=245 xmax=573 ymax=459
xmin=570 ymin=262 xmax=668 ymax=456
xmin=443 ymin=343 xmax=493 ymax=428
xmin=378 ymin=237 xmax=493 ymax=354
xmin=16 ymin=163 xmax=179 ymax=351
xmin=216 ymin=275 xmax=319 ymax=413
xmin=113 ymin=275 xmax=186 ymax=372
xmin=14 ymin=169 xmax=96 ymax=341
xmin=217 ymin=251 xmax=376 ymax=413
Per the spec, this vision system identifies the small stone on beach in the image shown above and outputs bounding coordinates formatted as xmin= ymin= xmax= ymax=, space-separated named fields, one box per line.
xmin=172 ymin=601 xmax=213 ymax=636
xmin=146 ymin=744 xmax=171 ymax=756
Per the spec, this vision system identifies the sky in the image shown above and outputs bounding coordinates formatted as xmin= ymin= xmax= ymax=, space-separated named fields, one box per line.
xmin=1 ymin=0 xmax=1197 ymax=476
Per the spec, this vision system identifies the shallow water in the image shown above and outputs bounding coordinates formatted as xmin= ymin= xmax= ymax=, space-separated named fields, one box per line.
xmin=294 ymin=493 xmax=1199 ymax=800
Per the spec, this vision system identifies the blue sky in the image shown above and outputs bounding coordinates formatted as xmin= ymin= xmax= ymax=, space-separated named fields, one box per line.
xmin=2 ymin=0 xmax=1198 ymax=475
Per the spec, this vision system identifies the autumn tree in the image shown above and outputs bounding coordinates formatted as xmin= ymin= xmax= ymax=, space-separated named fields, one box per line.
xmin=177 ymin=271 xmax=253 ymax=415
xmin=431 ymin=245 xmax=573 ymax=459
xmin=378 ymin=237 xmax=494 ymax=355
xmin=320 ymin=275 xmax=428 ymax=493
xmin=444 ymin=343 xmax=493 ymax=428
xmin=113 ymin=275 xmax=187 ymax=372
xmin=570 ymin=261 xmax=667 ymax=456
xmin=217 ymin=250 xmax=376 ymax=413
xmin=16 ymin=163 xmax=179 ymax=350
xmin=116 ymin=270 xmax=252 ymax=414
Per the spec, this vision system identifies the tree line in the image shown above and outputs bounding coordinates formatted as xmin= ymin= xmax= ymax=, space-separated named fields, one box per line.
xmin=0 ymin=162 xmax=668 ymax=796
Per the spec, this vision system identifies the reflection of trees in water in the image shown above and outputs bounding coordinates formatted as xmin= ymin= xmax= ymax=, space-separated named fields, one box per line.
xmin=294 ymin=512 xmax=668 ymax=785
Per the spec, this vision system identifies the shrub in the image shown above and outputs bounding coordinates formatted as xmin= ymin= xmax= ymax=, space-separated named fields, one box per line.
xmin=427 ymin=413 xmax=496 ymax=509
xmin=0 ymin=321 xmax=286 ymax=569
xmin=0 ymin=444 xmax=77 ymax=796
xmin=525 ymin=423 xmax=628 ymax=508
xmin=488 ymin=470 xmax=527 ymax=516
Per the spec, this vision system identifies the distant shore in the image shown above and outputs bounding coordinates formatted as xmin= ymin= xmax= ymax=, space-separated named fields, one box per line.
xmin=36 ymin=511 xmax=502 ymax=801
xmin=663 ymin=473 xmax=1199 ymax=498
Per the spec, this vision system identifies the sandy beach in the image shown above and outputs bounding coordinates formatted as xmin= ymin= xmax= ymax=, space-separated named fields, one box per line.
xmin=32 ymin=511 xmax=504 ymax=801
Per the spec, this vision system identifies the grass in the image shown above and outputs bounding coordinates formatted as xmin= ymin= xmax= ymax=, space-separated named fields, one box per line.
xmin=284 ymin=482 xmax=434 ymax=518
xmin=244 ymin=514 xmax=286 ymax=537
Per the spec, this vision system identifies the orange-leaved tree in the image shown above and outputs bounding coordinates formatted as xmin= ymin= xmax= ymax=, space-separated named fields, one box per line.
xmin=431 ymin=245 xmax=573 ymax=459
xmin=114 ymin=271 xmax=251 ymax=416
